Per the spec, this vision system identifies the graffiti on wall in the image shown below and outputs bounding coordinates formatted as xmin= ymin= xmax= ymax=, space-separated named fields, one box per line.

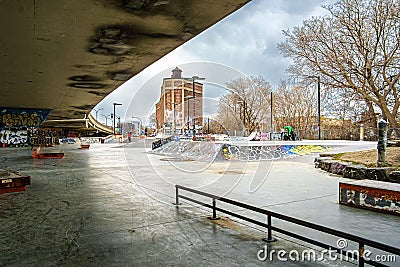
xmin=152 ymin=142 xmax=328 ymax=162
xmin=0 ymin=108 xmax=51 ymax=146
xmin=223 ymin=145 xmax=327 ymax=161
xmin=339 ymin=183 xmax=400 ymax=214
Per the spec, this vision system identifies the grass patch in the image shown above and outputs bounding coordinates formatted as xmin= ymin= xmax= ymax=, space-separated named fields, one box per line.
xmin=332 ymin=153 xmax=345 ymax=160
xmin=334 ymin=147 xmax=400 ymax=168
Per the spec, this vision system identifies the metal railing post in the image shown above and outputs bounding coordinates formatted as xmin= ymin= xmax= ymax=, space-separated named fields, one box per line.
xmin=359 ymin=243 xmax=365 ymax=267
xmin=174 ymin=185 xmax=180 ymax=206
xmin=263 ymin=214 xmax=277 ymax=242
xmin=212 ymin=198 xmax=217 ymax=219
xmin=175 ymin=184 xmax=400 ymax=262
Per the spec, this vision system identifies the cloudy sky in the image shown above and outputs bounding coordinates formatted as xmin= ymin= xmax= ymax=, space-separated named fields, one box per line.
xmin=94 ymin=0 xmax=334 ymax=125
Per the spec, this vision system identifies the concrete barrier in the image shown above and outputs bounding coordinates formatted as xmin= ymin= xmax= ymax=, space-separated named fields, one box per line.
xmin=0 ymin=169 xmax=31 ymax=194
xmin=339 ymin=180 xmax=400 ymax=215
xmin=316 ymin=152 xmax=400 ymax=185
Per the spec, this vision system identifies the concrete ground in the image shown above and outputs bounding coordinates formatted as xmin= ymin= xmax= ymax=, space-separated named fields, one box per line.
xmin=0 ymin=139 xmax=399 ymax=266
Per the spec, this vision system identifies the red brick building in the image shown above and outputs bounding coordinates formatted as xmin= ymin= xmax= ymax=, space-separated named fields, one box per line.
xmin=156 ymin=67 xmax=203 ymax=134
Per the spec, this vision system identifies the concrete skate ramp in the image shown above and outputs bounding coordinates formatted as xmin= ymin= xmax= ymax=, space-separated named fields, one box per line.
xmin=150 ymin=141 xmax=224 ymax=162
xmin=151 ymin=141 xmax=328 ymax=161
xmin=223 ymin=144 xmax=328 ymax=161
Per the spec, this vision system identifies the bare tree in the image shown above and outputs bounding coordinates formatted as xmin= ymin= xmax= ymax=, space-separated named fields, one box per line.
xmin=273 ymin=81 xmax=317 ymax=137
xmin=147 ymin=112 xmax=156 ymax=129
xmin=216 ymin=76 xmax=272 ymax=134
xmin=278 ymin=0 xmax=400 ymax=128
xmin=321 ymin=86 xmax=368 ymax=122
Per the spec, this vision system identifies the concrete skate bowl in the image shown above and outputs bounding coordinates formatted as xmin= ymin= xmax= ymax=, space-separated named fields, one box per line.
xmin=150 ymin=142 xmax=329 ymax=162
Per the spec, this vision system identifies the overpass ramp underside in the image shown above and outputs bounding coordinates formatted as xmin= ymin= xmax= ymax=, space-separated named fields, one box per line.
xmin=0 ymin=0 xmax=249 ymax=128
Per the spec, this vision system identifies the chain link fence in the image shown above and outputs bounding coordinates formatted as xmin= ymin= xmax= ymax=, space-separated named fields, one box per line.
xmin=295 ymin=127 xmax=400 ymax=141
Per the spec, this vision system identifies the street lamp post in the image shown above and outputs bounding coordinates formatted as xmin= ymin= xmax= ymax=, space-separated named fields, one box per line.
xmin=185 ymin=95 xmax=193 ymax=133
xmin=113 ymin=103 xmax=122 ymax=136
xmin=117 ymin=116 xmax=121 ymax=133
xmin=307 ymin=76 xmax=321 ymax=140
xmin=191 ymin=76 xmax=205 ymax=136
xmin=270 ymin=91 xmax=273 ymax=133
xmin=93 ymin=108 xmax=103 ymax=121
xmin=171 ymin=102 xmax=177 ymax=135
xmin=100 ymin=114 xmax=111 ymax=126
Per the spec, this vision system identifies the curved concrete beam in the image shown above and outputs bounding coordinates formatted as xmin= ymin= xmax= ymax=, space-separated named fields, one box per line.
xmin=88 ymin=113 xmax=113 ymax=134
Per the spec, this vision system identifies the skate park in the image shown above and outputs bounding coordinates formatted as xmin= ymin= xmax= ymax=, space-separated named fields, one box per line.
xmin=1 ymin=0 xmax=400 ymax=266
xmin=1 ymin=136 xmax=400 ymax=266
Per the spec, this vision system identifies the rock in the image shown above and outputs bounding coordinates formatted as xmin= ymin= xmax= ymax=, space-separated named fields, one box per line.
xmin=321 ymin=160 xmax=335 ymax=172
xmin=314 ymin=157 xmax=332 ymax=168
xmin=343 ymin=165 xmax=367 ymax=180
xmin=365 ymin=168 xmax=394 ymax=182
xmin=388 ymin=171 xmax=400 ymax=183
xmin=330 ymin=161 xmax=351 ymax=175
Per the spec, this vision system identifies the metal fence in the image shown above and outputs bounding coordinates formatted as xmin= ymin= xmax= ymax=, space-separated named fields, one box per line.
xmin=294 ymin=128 xmax=400 ymax=141
xmin=296 ymin=128 xmax=360 ymax=140
xmin=175 ymin=185 xmax=400 ymax=267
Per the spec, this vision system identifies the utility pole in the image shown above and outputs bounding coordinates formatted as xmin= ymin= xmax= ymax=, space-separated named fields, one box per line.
xmin=317 ymin=76 xmax=321 ymax=140
xmin=270 ymin=91 xmax=273 ymax=133
xmin=191 ymin=76 xmax=205 ymax=137
xmin=113 ymin=103 xmax=122 ymax=136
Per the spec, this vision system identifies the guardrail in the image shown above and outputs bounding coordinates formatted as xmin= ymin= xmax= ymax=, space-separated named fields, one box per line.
xmin=175 ymin=185 xmax=399 ymax=267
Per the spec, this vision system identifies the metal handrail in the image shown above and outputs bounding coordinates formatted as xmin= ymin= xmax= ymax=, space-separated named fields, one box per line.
xmin=175 ymin=184 xmax=400 ymax=267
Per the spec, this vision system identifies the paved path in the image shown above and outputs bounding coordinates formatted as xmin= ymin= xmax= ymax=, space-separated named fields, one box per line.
xmin=0 ymin=140 xmax=398 ymax=266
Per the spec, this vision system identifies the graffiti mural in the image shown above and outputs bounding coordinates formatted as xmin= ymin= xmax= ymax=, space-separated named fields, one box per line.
xmin=340 ymin=182 xmax=400 ymax=214
xmin=151 ymin=141 xmax=223 ymax=162
xmin=0 ymin=127 xmax=29 ymax=146
xmin=0 ymin=108 xmax=51 ymax=146
xmin=151 ymin=142 xmax=328 ymax=162
xmin=222 ymin=145 xmax=327 ymax=161
xmin=31 ymin=129 xmax=62 ymax=146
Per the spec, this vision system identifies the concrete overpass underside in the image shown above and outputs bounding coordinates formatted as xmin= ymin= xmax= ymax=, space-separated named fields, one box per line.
xmin=0 ymin=0 xmax=249 ymax=132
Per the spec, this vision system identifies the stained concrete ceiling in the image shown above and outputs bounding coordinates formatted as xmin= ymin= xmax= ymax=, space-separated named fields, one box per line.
xmin=0 ymin=0 xmax=250 ymax=127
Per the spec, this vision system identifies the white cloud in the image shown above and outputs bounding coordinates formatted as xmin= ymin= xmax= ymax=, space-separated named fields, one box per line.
xmin=94 ymin=0 xmax=332 ymax=124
